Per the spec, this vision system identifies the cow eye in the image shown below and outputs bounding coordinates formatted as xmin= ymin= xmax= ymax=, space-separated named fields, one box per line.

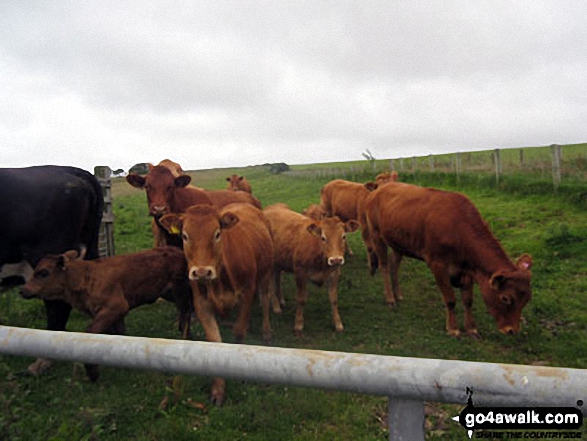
xmin=214 ymin=230 xmax=221 ymax=241
xmin=342 ymin=233 xmax=346 ymax=241
xmin=35 ymin=269 xmax=50 ymax=279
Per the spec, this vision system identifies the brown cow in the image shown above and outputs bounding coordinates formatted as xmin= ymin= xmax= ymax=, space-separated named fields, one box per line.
xmin=159 ymin=203 xmax=273 ymax=406
xmin=264 ymin=204 xmax=359 ymax=335
xmin=364 ymin=182 xmax=533 ymax=338
xmin=147 ymin=160 xmax=186 ymax=246
xmin=226 ymin=174 xmax=252 ymax=193
xmin=21 ymin=246 xmax=193 ymax=381
xmin=320 ymin=178 xmax=377 ymax=257
xmin=126 ymin=166 xmax=261 ymax=247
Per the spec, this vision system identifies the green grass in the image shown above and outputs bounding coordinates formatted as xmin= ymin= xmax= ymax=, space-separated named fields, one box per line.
xmin=2 ymin=147 xmax=587 ymax=440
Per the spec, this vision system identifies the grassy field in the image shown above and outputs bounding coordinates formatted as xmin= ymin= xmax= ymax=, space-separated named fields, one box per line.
xmin=1 ymin=148 xmax=587 ymax=440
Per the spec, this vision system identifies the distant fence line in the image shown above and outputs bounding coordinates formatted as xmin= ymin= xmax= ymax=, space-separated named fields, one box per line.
xmin=287 ymin=144 xmax=577 ymax=190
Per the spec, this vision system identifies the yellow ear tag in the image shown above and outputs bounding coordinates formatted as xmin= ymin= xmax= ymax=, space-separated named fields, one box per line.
xmin=170 ymin=225 xmax=180 ymax=235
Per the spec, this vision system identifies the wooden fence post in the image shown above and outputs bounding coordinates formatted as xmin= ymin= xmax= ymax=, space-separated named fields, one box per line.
xmin=551 ymin=144 xmax=562 ymax=190
xmin=389 ymin=159 xmax=396 ymax=172
xmin=455 ymin=152 xmax=461 ymax=182
xmin=493 ymin=149 xmax=502 ymax=184
xmin=428 ymin=154 xmax=434 ymax=172
xmin=94 ymin=166 xmax=115 ymax=258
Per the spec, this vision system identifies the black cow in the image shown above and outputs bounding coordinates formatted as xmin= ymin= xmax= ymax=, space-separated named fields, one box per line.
xmin=0 ymin=165 xmax=104 ymax=373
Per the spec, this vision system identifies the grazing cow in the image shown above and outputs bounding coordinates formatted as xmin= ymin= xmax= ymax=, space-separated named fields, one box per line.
xmin=21 ymin=246 xmax=192 ymax=382
xmin=364 ymin=182 xmax=533 ymax=337
xmin=226 ymin=174 xmax=252 ymax=193
xmin=301 ymin=203 xmax=327 ymax=220
xmin=0 ymin=165 xmax=103 ymax=375
xmin=263 ymin=204 xmax=359 ymax=335
xmin=159 ymin=203 xmax=273 ymax=406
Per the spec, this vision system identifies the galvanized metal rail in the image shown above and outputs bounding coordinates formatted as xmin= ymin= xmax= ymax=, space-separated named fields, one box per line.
xmin=1 ymin=326 xmax=585 ymax=440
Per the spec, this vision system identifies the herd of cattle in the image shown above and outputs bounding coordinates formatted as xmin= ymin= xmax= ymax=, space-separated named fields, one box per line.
xmin=0 ymin=160 xmax=533 ymax=405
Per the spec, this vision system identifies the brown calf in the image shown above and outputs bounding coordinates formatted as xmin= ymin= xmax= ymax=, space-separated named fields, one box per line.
xmin=226 ymin=174 xmax=252 ymax=193
xmin=159 ymin=203 xmax=273 ymax=406
xmin=264 ymin=204 xmax=359 ymax=334
xmin=364 ymin=182 xmax=533 ymax=338
xmin=21 ymin=247 xmax=192 ymax=381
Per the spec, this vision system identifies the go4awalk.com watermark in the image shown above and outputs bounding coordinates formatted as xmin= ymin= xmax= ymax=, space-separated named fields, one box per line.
xmin=452 ymin=388 xmax=584 ymax=439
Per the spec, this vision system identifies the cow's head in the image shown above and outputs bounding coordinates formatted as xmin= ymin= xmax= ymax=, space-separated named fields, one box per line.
xmin=302 ymin=204 xmax=327 ymax=221
xmin=307 ymin=217 xmax=360 ymax=266
xmin=160 ymin=205 xmax=238 ymax=281
xmin=481 ymin=254 xmax=533 ymax=335
xmin=126 ymin=166 xmax=192 ymax=217
xmin=21 ymin=249 xmax=85 ymax=300
xmin=226 ymin=174 xmax=247 ymax=191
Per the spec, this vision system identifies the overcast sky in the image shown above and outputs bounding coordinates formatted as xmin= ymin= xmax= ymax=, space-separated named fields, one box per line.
xmin=1 ymin=1 xmax=586 ymax=173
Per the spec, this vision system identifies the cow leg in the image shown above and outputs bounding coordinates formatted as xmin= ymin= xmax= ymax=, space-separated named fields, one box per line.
xmin=84 ymin=305 xmax=129 ymax=382
xmin=28 ymin=299 xmax=74 ymax=376
xmin=362 ymin=227 xmax=379 ymax=276
xmin=328 ymin=268 xmax=344 ymax=332
xmin=460 ymin=276 xmax=480 ymax=339
xmin=259 ymin=273 xmax=272 ymax=344
xmin=390 ymin=251 xmax=404 ymax=302
xmin=293 ymin=273 xmax=308 ymax=336
xmin=428 ymin=262 xmax=460 ymax=337
xmin=373 ymin=238 xmax=395 ymax=307
xmin=193 ymin=292 xmax=225 ymax=406
xmin=270 ymin=269 xmax=283 ymax=313
xmin=233 ymin=285 xmax=255 ymax=344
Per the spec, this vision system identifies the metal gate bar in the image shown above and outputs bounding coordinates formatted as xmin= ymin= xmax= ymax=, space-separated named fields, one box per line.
xmin=1 ymin=326 xmax=585 ymax=439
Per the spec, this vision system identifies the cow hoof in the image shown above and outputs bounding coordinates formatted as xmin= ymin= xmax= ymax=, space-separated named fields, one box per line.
xmin=27 ymin=358 xmax=53 ymax=376
xmin=85 ymin=364 xmax=100 ymax=383
xmin=272 ymin=306 xmax=282 ymax=314
xmin=293 ymin=329 xmax=303 ymax=337
xmin=467 ymin=330 xmax=482 ymax=340
xmin=334 ymin=324 xmax=344 ymax=332
xmin=447 ymin=329 xmax=461 ymax=338
xmin=386 ymin=301 xmax=396 ymax=308
xmin=210 ymin=392 xmax=224 ymax=407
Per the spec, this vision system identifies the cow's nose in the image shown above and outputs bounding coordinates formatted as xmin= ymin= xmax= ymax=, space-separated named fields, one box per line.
xmin=500 ymin=325 xmax=517 ymax=335
xmin=151 ymin=205 xmax=167 ymax=216
xmin=189 ymin=266 xmax=216 ymax=281
xmin=328 ymin=256 xmax=344 ymax=266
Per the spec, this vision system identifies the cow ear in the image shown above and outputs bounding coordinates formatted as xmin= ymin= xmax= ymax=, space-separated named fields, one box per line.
xmin=126 ymin=174 xmax=146 ymax=189
xmin=147 ymin=163 xmax=155 ymax=171
xmin=57 ymin=255 xmax=69 ymax=271
xmin=226 ymin=177 xmax=231 ymax=182
xmin=307 ymin=223 xmax=322 ymax=237
xmin=175 ymin=175 xmax=191 ymax=188
xmin=364 ymin=182 xmax=378 ymax=191
xmin=220 ymin=212 xmax=239 ymax=229
xmin=490 ymin=273 xmax=506 ymax=290
xmin=159 ymin=214 xmax=183 ymax=235
xmin=516 ymin=254 xmax=533 ymax=270
xmin=345 ymin=220 xmax=360 ymax=233
xmin=239 ymin=176 xmax=244 ymax=181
